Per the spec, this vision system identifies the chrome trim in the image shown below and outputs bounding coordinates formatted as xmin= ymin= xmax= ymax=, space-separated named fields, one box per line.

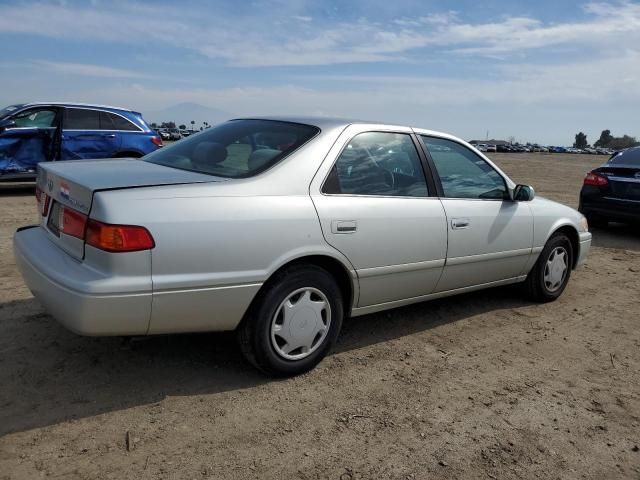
xmin=23 ymin=101 xmax=134 ymax=112
xmin=153 ymin=282 xmax=263 ymax=295
xmin=358 ymin=258 xmax=445 ymax=278
xmin=603 ymin=196 xmax=640 ymax=203
xmin=446 ymin=248 xmax=531 ymax=266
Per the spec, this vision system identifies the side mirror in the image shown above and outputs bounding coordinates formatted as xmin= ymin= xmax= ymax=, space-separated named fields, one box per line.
xmin=513 ymin=184 xmax=535 ymax=201
xmin=0 ymin=118 xmax=16 ymax=133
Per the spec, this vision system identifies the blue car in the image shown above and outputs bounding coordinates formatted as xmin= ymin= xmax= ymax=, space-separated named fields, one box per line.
xmin=0 ymin=102 xmax=162 ymax=181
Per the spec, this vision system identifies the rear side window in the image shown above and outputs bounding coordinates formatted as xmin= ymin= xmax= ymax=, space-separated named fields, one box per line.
xmin=608 ymin=147 xmax=640 ymax=167
xmin=99 ymin=111 xmax=140 ymax=131
xmin=323 ymin=132 xmax=428 ymax=197
xmin=64 ymin=108 xmax=99 ymax=130
xmin=143 ymin=119 xmax=319 ymax=178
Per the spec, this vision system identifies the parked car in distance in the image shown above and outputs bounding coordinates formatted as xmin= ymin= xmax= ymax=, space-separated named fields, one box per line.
xmin=486 ymin=144 xmax=497 ymax=153
xmin=0 ymin=102 xmax=162 ymax=181
xmin=476 ymin=143 xmax=488 ymax=152
xmin=167 ymin=128 xmax=182 ymax=141
xmin=579 ymin=146 xmax=640 ymax=227
xmin=158 ymin=129 xmax=171 ymax=141
xmin=14 ymin=117 xmax=591 ymax=376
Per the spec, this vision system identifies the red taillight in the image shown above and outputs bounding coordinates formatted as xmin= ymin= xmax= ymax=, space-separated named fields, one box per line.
xmin=35 ymin=186 xmax=50 ymax=215
xmin=151 ymin=135 xmax=163 ymax=147
xmin=85 ymin=219 xmax=155 ymax=252
xmin=584 ymin=171 xmax=608 ymax=186
xmin=61 ymin=206 xmax=87 ymax=239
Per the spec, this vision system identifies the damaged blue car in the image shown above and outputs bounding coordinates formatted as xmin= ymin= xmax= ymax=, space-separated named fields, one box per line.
xmin=0 ymin=102 xmax=162 ymax=181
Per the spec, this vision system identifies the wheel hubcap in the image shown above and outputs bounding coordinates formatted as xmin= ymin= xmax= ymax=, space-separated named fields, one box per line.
xmin=270 ymin=287 xmax=331 ymax=361
xmin=543 ymin=247 xmax=568 ymax=292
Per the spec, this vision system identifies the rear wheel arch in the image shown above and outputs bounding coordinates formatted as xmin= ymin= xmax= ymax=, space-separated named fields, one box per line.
xmin=242 ymin=255 xmax=355 ymax=326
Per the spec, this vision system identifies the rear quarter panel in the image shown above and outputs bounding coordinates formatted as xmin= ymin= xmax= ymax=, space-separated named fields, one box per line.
xmin=91 ymin=185 xmax=354 ymax=333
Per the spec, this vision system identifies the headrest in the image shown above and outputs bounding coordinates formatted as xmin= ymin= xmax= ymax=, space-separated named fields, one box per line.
xmin=191 ymin=142 xmax=227 ymax=167
xmin=248 ymin=148 xmax=280 ymax=171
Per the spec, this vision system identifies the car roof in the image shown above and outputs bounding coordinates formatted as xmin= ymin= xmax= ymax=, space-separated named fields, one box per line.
xmin=19 ymin=102 xmax=136 ymax=113
xmin=231 ymin=115 xmax=453 ymax=138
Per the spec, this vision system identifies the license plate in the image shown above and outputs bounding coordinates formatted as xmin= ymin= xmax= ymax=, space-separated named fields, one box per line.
xmin=46 ymin=201 xmax=62 ymax=236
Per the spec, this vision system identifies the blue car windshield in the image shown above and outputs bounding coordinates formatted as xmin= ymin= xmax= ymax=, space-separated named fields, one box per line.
xmin=0 ymin=104 xmax=23 ymax=119
xmin=144 ymin=119 xmax=319 ymax=178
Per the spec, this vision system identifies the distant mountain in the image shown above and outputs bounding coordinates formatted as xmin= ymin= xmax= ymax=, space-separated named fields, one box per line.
xmin=144 ymin=102 xmax=233 ymax=129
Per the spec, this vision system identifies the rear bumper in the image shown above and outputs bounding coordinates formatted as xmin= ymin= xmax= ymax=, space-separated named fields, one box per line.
xmin=13 ymin=226 xmax=151 ymax=336
xmin=580 ymin=195 xmax=640 ymax=222
xmin=576 ymin=232 xmax=591 ymax=267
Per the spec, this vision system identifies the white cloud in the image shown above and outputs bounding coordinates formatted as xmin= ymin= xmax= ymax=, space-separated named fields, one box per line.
xmin=34 ymin=60 xmax=147 ymax=78
xmin=1 ymin=1 xmax=640 ymax=66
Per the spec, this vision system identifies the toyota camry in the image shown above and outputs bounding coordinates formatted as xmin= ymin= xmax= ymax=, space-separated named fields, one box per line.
xmin=14 ymin=117 xmax=591 ymax=376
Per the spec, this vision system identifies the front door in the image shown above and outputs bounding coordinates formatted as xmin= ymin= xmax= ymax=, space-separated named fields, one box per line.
xmin=62 ymin=107 xmax=121 ymax=159
xmin=419 ymin=135 xmax=533 ymax=292
xmin=311 ymin=127 xmax=448 ymax=307
xmin=0 ymin=106 xmax=60 ymax=175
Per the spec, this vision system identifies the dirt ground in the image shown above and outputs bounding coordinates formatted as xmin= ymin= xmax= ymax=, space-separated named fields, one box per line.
xmin=1 ymin=153 xmax=639 ymax=480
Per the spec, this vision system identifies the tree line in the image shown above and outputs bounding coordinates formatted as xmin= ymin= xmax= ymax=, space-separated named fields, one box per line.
xmin=574 ymin=130 xmax=639 ymax=150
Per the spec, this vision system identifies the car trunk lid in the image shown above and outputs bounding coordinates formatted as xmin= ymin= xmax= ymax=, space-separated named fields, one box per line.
xmin=36 ymin=158 xmax=222 ymax=260
xmin=597 ymin=165 xmax=640 ymax=201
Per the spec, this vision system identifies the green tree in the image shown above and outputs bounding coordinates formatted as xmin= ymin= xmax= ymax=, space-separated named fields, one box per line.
xmin=150 ymin=122 xmax=158 ymax=128
xmin=609 ymin=135 xmax=639 ymax=150
xmin=160 ymin=121 xmax=176 ymax=129
xmin=594 ymin=129 xmax=613 ymax=148
xmin=574 ymin=132 xmax=588 ymax=149
xmin=178 ymin=124 xmax=186 ymax=130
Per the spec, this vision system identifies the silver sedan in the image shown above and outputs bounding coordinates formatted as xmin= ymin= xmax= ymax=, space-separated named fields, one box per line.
xmin=14 ymin=117 xmax=591 ymax=376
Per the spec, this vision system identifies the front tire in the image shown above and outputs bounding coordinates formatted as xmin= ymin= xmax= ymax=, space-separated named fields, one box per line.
xmin=524 ymin=233 xmax=573 ymax=302
xmin=238 ymin=265 xmax=343 ymax=377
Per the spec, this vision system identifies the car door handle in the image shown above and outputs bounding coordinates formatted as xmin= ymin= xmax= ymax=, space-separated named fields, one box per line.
xmin=331 ymin=220 xmax=357 ymax=234
xmin=105 ymin=134 xmax=117 ymax=138
xmin=451 ymin=218 xmax=470 ymax=229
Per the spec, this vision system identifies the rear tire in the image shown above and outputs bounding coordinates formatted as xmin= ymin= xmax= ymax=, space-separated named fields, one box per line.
xmin=238 ymin=265 xmax=343 ymax=377
xmin=524 ymin=233 xmax=573 ymax=303
xmin=586 ymin=212 xmax=608 ymax=228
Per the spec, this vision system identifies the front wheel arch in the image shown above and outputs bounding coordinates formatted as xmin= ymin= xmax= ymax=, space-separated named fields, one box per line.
xmin=551 ymin=225 xmax=579 ymax=269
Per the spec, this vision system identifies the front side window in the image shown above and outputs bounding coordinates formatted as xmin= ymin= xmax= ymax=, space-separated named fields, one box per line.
xmin=144 ymin=119 xmax=319 ymax=178
xmin=421 ymin=136 xmax=507 ymax=200
xmin=64 ymin=108 xmax=99 ymax=130
xmin=12 ymin=108 xmax=57 ymax=128
xmin=322 ymin=132 xmax=428 ymax=197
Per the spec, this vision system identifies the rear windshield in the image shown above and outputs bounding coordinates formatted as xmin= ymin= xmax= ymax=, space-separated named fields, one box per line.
xmin=144 ymin=119 xmax=319 ymax=178
xmin=608 ymin=147 xmax=640 ymax=167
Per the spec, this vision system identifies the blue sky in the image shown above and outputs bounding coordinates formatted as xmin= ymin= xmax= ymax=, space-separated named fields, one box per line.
xmin=1 ymin=0 xmax=639 ymax=144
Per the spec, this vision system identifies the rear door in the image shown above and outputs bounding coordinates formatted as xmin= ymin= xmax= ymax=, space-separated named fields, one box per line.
xmin=419 ymin=135 xmax=533 ymax=292
xmin=311 ymin=125 xmax=447 ymax=307
xmin=62 ymin=107 xmax=122 ymax=159
xmin=0 ymin=106 xmax=60 ymax=174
